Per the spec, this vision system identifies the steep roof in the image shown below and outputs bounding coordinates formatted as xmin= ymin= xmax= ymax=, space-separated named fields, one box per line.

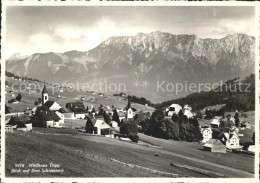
xmin=16 ymin=123 xmax=27 ymax=128
xmin=7 ymin=116 xmax=31 ymax=126
xmin=38 ymin=110 xmax=61 ymax=121
xmin=204 ymin=139 xmax=224 ymax=148
xmin=94 ymin=119 xmax=111 ymax=129
xmin=117 ymin=111 xmax=126 ymax=117
xmin=66 ymin=102 xmax=85 ymax=109
xmin=59 ymin=108 xmax=72 ymax=113
xmin=44 ymin=101 xmax=55 ymax=108
xmin=73 ymin=108 xmax=86 ymax=114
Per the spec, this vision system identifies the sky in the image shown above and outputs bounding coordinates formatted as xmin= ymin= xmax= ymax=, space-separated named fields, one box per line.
xmin=5 ymin=6 xmax=256 ymax=58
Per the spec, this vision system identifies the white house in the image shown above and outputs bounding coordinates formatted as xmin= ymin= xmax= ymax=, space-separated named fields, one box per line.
xmin=55 ymin=111 xmax=65 ymax=125
xmin=127 ymin=108 xmax=134 ymax=120
xmin=109 ymin=121 xmax=120 ymax=132
xmin=248 ymin=145 xmax=255 ymax=153
xmin=201 ymin=127 xmax=212 ymax=143
xmin=210 ymin=118 xmax=220 ymax=128
xmin=183 ymin=109 xmax=194 ymax=119
xmin=94 ymin=118 xmax=111 ymax=137
xmin=44 ymin=101 xmax=62 ymax=111
xmin=166 ymin=104 xmax=182 ymax=117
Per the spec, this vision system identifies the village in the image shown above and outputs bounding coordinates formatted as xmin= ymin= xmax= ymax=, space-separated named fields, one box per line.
xmin=5 ymin=74 xmax=255 ymax=156
xmin=1 ymin=71 xmax=255 ymax=178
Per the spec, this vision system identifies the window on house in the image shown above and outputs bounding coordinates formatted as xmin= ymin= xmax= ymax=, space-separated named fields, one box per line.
xmin=169 ymin=107 xmax=175 ymax=111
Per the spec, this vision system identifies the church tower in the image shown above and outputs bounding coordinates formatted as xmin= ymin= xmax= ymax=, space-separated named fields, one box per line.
xmin=42 ymin=82 xmax=48 ymax=105
xmin=126 ymin=96 xmax=133 ymax=120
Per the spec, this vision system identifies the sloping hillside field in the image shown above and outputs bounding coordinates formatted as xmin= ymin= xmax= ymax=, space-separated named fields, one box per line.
xmin=6 ymin=130 xmax=254 ymax=178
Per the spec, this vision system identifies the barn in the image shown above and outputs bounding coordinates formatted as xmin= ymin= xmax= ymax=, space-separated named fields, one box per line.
xmin=203 ymin=139 xmax=226 ymax=153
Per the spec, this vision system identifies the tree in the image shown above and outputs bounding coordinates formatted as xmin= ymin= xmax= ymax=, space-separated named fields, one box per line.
xmin=16 ymin=93 xmax=22 ymax=101
xmin=120 ymin=122 xmax=139 ymax=142
xmin=234 ymin=111 xmax=240 ymax=127
xmin=205 ymin=109 xmax=213 ymax=119
xmin=112 ymin=109 xmax=120 ymax=123
xmin=178 ymin=110 xmax=184 ymax=117
xmin=85 ymin=118 xmax=94 ymax=133
xmin=120 ymin=122 xmax=130 ymax=135
xmin=102 ymin=111 xmax=111 ymax=124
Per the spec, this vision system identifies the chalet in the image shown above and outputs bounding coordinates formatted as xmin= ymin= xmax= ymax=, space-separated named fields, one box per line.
xmin=166 ymin=104 xmax=182 ymax=117
xmin=74 ymin=108 xmax=86 ymax=119
xmin=59 ymin=108 xmax=75 ymax=119
xmin=182 ymin=109 xmax=194 ymax=119
xmin=201 ymin=127 xmax=212 ymax=143
xmin=17 ymin=123 xmax=29 ymax=132
xmin=7 ymin=116 xmax=32 ymax=131
xmin=66 ymin=102 xmax=85 ymax=110
xmin=85 ymin=116 xmax=112 ymax=137
xmin=210 ymin=118 xmax=220 ymax=128
xmin=226 ymin=133 xmax=241 ymax=149
xmin=203 ymin=139 xmax=226 ymax=153
xmin=66 ymin=102 xmax=86 ymax=119
xmin=218 ymin=132 xmax=241 ymax=149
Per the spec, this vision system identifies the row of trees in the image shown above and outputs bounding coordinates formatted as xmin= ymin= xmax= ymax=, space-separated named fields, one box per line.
xmin=154 ymin=75 xmax=255 ymax=112
xmin=140 ymin=110 xmax=202 ymax=142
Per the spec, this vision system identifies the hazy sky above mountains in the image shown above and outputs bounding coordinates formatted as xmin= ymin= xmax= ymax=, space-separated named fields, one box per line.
xmin=5 ymin=6 xmax=256 ymax=58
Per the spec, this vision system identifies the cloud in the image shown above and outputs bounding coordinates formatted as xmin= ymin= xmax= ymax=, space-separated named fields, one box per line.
xmin=5 ymin=6 xmax=256 ymax=58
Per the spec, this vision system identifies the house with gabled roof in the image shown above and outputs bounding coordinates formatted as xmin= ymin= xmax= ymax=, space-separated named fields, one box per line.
xmin=65 ymin=102 xmax=87 ymax=119
xmin=203 ymin=139 xmax=226 ymax=153
xmin=201 ymin=127 xmax=212 ymax=143
xmin=31 ymin=109 xmax=62 ymax=128
xmin=217 ymin=131 xmax=241 ymax=149
xmin=59 ymin=108 xmax=75 ymax=119
xmin=226 ymin=133 xmax=241 ymax=149
xmin=166 ymin=104 xmax=182 ymax=117
xmin=210 ymin=118 xmax=220 ymax=128
xmin=85 ymin=116 xmax=112 ymax=137
xmin=7 ymin=116 xmax=32 ymax=131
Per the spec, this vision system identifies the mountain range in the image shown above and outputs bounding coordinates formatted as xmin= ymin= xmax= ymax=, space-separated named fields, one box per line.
xmin=6 ymin=31 xmax=255 ymax=102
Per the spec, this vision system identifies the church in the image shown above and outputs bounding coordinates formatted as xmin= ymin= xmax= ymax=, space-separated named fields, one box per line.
xmin=31 ymin=83 xmax=64 ymax=128
xmin=42 ymin=83 xmax=61 ymax=111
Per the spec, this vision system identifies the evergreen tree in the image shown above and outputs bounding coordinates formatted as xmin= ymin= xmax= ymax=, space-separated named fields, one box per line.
xmin=103 ymin=111 xmax=111 ymax=124
xmin=85 ymin=118 xmax=94 ymax=133
xmin=112 ymin=109 xmax=120 ymax=123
